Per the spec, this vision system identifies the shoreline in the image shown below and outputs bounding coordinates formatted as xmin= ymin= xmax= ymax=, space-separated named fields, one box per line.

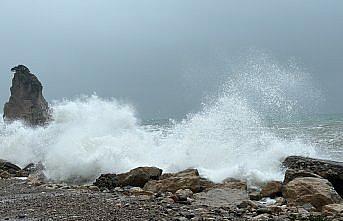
xmin=1 ymin=156 xmax=343 ymax=220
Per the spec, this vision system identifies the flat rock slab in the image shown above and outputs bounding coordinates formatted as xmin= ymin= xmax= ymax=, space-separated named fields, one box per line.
xmin=193 ymin=188 xmax=248 ymax=208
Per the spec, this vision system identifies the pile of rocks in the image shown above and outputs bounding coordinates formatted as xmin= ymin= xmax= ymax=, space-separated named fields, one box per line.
xmin=1 ymin=156 xmax=343 ymax=220
xmin=90 ymin=156 xmax=343 ymax=220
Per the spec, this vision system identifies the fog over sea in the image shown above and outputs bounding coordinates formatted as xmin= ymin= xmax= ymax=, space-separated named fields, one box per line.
xmin=0 ymin=55 xmax=342 ymax=184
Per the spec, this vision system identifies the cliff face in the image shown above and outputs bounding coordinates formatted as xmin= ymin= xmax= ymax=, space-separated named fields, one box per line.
xmin=3 ymin=65 xmax=50 ymax=126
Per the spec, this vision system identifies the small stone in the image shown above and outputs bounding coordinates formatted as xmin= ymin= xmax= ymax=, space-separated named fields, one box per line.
xmin=175 ymin=189 xmax=193 ymax=201
xmin=114 ymin=187 xmax=124 ymax=192
xmin=267 ymin=205 xmax=283 ymax=214
xmin=0 ymin=170 xmax=11 ymax=179
xmin=256 ymin=207 xmax=272 ymax=214
xmin=17 ymin=214 xmax=27 ymax=219
xmin=88 ymin=185 xmax=100 ymax=191
xmin=238 ymin=200 xmax=260 ymax=209
xmin=249 ymin=191 xmax=262 ymax=201
xmin=301 ymin=203 xmax=316 ymax=212
xmin=275 ymin=197 xmax=286 ymax=206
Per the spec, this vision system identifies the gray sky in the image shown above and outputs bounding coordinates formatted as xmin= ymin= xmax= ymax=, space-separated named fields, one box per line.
xmin=1 ymin=1 xmax=342 ymax=119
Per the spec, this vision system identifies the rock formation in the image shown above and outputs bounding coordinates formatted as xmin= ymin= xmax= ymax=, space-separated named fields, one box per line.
xmin=94 ymin=167 xmax=163 ymax=190
xmin=3 ymin=65 xmax=50 ymax=125
xmin=283 ymin=156 xmax=343 ymax=197
xmin=283 ymin=177 xmax=342 ymax=211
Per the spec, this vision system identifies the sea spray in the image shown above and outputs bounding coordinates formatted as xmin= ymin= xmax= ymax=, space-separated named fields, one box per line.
xmin=0 ymin=56 xmax=321 ymax=183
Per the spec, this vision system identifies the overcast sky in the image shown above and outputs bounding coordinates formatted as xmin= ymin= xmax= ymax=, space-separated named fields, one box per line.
xmin=0 ymin=1 xmax=342 ymax=119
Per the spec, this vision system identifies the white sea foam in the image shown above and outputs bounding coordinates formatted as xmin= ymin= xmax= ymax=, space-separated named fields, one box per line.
xmin=0 ymin=55 xmax=321 ymax=184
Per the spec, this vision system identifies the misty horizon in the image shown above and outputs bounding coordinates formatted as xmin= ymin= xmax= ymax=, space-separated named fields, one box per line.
xmin=1 ymin=1 xmax=342 ymax=119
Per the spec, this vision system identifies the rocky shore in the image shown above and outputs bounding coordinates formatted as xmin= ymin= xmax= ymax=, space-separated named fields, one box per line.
xmin=1 ymin=156 xmax=343 ymax=220
xmin=1 ymin=66 xmax=342 ymax=220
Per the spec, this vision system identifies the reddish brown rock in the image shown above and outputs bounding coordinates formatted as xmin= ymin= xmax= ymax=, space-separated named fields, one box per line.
xmin=283 ymin=156 xmax=343 ymax=197
xmin=260 ymin=181 xmax=283 ymax=198
xmin=283 ymin=177 xmax=342 ymax=211
xmin=144 ymin=169 xmax=214 ymax=193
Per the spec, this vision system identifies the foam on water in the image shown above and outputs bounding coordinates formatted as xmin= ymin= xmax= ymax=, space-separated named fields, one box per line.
xmin=0 ymin=55 xmax=321 ymax=183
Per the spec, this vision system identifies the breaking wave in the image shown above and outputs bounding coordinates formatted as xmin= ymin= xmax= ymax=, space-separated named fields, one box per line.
xmin=0 ymin=55 xmax=322 ymax=184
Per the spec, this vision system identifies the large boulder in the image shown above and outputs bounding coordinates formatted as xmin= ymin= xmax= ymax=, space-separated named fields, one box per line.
xmin=93 ymin=173 xmax=118 ymax=190
xmin=3 ymin=65 xmax=50 ymax=126
xmin=0 ymin=159 xmax=21 ymax=175
xmin=116 ymin=167 xmax=162 ymax=188
xmin=94 ymin=167 xmax=162 ymax=190
xmin=283 ymin=156 xmax=343 ymax=197
xmin=283 ymin=177 xmax=342 ymax=211
xmin=143 ymin=169 xmax=214 ymax=193
xmin=260 ymin=181 xmax=283 ymax=198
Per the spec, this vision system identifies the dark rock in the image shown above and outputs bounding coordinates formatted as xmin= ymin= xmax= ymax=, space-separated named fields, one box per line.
xmin=3 ymin=65 xmax=51 ymax=126
xmin=15 ymin=170 xmax=29 ymax=177
xmin=249 ymin=191 xmax=262 ymax=201
xmin=260 ymin=181 xmax=282 ymax=198
xmin=94 ymin=167 xmax=162 ymax=190
xmin=256 ymin=207 xmax=272 ymax=214
xmin=22 ymin=162 xmax=45 ymax=176
xmin=0 ymin=159 xmax=21 ymax=175
xmin=116 ymin=167 xmax=162 ymax=188
xmin=283 ymin=156 xmax=343 ymax=197
xmin=94 ymin=173 xmax=118 ymax=190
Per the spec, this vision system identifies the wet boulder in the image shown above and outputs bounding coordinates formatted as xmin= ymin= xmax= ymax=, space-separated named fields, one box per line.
xmin=116 ymin=166 xmax=162 ymax=188
xmin=94 ymin=167 xmax=162 ymax=190
xmin=144 ymin=169 xmax=214 ymax=193
xmin=260 ymin=181 xmax=283 ymax=198
xmin=3 ymin=65 xmax=51 ymax=126
xmin=283 ymin=156 xmax=343 ymax=197
xmin=283 ymin=177 xmax=342 ymax=211
xmin=0 ymin=159 xmax=21 ymax=175
xmin=94 ymin=173 xmax=118 ymax=190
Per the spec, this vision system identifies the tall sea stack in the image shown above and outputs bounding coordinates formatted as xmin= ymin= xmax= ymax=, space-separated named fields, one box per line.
xmin=3 ymin=65 xmax=51 ymax=126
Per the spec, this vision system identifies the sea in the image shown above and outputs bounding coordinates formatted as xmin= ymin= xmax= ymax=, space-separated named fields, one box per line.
xmin=0 ymin=57 xmax=342 ymax=184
